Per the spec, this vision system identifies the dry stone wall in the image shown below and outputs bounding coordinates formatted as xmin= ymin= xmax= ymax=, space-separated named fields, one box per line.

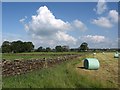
xmin=2 ymin=54 xmax=81 ymax=77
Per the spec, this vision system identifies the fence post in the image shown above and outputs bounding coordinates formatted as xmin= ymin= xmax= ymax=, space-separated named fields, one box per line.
xmin=43 ymin=58 xmax=47 ymax=68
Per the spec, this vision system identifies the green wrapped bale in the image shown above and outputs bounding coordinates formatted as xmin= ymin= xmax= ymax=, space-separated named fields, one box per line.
xmin=84 ymin=58 xmax=100 ymax=70
xmin=114 ymin=53 xmax=119 ymax=58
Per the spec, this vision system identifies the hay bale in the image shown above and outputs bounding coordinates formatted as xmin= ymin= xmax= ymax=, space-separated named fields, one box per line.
xmin=114 ymin=53 xmax=119 ymax=58
xmin=102 ymin=52 xmax=105 ymax=54
xmin=84 ymin=58 xmax=100 ymax=70
xmin=93 ymin=53 xmax=96 ymax=55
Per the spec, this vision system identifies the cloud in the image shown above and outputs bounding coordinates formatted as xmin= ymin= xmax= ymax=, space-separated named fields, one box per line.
xmin=21 ymin=6 xmax=78 ymax=47
xmin=108 ymin=10 xmax=118 ymax=23
xmin=19 ymin=18 xmax=25 ymax=23
xmin=2 ymin=33 xmax=29 ymax=42
xmin=94 ymin=0 xmax=107 ymax=15
xmin=56 ymin=31 xmax=77 ymax=44
xmin=76 ymin=35 xmax=118 ymax=48
xmin=92 ymin=0 xmax=118 ymax=29
xmin=92 ymin=17 xmax=113 ymax=28
xmin=78 ymin=35 xmax=117 ymax=48
xmin=72 ymin=20 xmax=87 ymax=31
xmin=25 ymin=6 xmax=71 ymax=35
xmin=81 ymin=35 xmax=106 ymax=43
xmin=19 ymin=16 xmax=27 ymax=23
xmin=92 ymin=10 xmax=118 ymax=28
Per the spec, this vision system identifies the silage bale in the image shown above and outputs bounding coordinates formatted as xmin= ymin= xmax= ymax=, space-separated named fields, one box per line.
xmin=102 ymin=52 xmax=105 ymax=54
xmin=114 ymin=53 xmax=119 ymax=58
xmin=84 ymin=58 xmax=100 ymax=70
xmin=93 ymin=53 xmax=96 ymax=55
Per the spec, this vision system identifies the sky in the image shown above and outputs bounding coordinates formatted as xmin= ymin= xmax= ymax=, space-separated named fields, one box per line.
xmin=2 ymin=1 xmax=119 ymax=49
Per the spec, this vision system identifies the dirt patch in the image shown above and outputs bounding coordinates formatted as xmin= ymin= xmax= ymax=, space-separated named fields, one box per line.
xmin=75 ymin=52 xmax=119 ymax=88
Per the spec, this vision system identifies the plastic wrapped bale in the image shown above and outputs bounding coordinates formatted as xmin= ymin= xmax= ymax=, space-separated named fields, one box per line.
xmin=102 ymin=52 xmax=105 ymax=55
xmin=93 ymin=53 xmax=96 ymax=55
xmin=84 ymin=58 xmax=100 ymax=70
xmin=114 ymin=53 xmax=119 ymax=58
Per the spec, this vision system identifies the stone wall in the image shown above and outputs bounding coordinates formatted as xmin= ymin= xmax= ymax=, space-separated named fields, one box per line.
xmin=2 ymin=54 xmax=81 ymax=77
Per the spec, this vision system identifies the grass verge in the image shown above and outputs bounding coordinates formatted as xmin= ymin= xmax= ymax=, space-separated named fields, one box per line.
xmin=2 ymin=55 xmax=112 ymax=88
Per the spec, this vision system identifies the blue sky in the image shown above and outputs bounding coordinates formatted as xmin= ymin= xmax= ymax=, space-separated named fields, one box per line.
xmin=2 ymin=2 xmax=119 ymax=49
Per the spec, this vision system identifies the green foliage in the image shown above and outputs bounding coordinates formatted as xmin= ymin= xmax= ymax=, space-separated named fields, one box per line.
xmin=62 ymin=46 xmax=69 ymax=52
xmin=45 ymin=47 xmax=51 ymax=52
xmin=36 ymin=47 xmax=51 ymax=52
xmin=36 ymin=46 xmax=43 ymax=52
xmin=2 ymin=40 xmax=34 ymax=53
xmin=2 ymin=53 xmax=59 ymax=60
xmin=36 ymin=46 xmax=69 ymax=52
xmin=2 ymin=41 xmax=12 ymax=53
xmin=0 ymin=47 xmax=1 ymax=53
xmin=2 ymin=52 xmax=82 ymax=61
xmin=2 ymin=52 xmax=117 ymax=88
xmin=3 ymin=58 xmax=106 ymax=88
xmin=79 ymin=42 xmax=89 ymax=52
xmin=55 ymin=46 xmax=63 ymax=52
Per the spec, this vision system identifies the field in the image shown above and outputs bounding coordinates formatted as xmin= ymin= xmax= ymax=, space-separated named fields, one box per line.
xmin=2 ymin=52 xmax=81 ymax=61
xmin=76 ymin=52 xmax=119 ymax=88
xmin=2 ymin=52 xmax=119 ymax=88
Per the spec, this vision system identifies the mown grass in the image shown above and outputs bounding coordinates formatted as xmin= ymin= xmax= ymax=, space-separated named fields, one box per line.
xmin=2 ymin=52 xmax=84 ymax=61
xmin=2 ymin=56 xmax=110 ymax=88
xmin=80 ymin=52 xmax=119 ymax=88
xmin=18 ymin=52 xmax=81 ymax=54
xmin=2 ymin=54 xmax=59 ymax=61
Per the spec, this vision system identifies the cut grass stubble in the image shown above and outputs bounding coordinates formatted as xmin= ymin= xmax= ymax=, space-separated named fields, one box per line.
xmin=3 ymin=56 xmax=107 ymax=88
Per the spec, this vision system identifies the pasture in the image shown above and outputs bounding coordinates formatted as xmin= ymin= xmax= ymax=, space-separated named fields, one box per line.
xmin=2 ymin=52 xmax=119 ymax=88
xmin=2 ymin=52 xmax=81 ymax=61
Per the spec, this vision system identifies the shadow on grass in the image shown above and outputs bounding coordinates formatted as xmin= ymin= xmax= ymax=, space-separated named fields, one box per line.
xmin=77 ymin=66 xmax=86 ymax=69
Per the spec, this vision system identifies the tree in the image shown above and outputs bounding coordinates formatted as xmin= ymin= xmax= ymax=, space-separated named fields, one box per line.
xmin=0 ymin=47 xmax=1 ymax=53
xmin=55 ymin=46 xmax=63 ymax=52
xmin=62 ymin=46 xmax=69 ymax=52
xmin=36 ymin=46 xmax=43 ymax=52
xmin=2 ymin=40 xmax=34 ymax=53
xmin=42 ymin=48 xmax=46 ymax=52
xmin=2 ymin=41 xmax=12 ymax=53
xmin=46 ymin=47 xmax=51 ymax=52
xmin=23 ymin=42 xmax=34 ymax=52
xmin=11 ymin=40 xmax=24 ymax=53
xmin=79 ymin=42 xmax=89 ymax=52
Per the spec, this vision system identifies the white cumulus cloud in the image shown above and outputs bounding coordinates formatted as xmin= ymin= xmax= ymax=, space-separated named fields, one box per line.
xmin=81 ymin=35 xmax=106 ymax=43
xmin=21 ymin=6 xmax=78 ymax=47
xmin=56 ymin=31 xmax=77 ymax=44
xmin=72 ymin=20 xmax=87 ymax=31
xmin=26 ymin=6 xmax=71 ymax=35
xmin=94 ymin=0 xmax=107 ymax=15
xmin=78 ymin=35 xmax=117 ymax=48
xmin=92 ymin=17 xmax=113 ymax=28
xmin=108 ymin=10 xmax=118 ymax=23
xmin=92 ymin=0 xmax=118 ymax=29
xmin=92 ymin=10 xmax=118 ymax=28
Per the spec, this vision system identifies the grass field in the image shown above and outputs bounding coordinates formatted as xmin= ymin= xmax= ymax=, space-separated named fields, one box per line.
xmin=2 ymin=52 xmax=119 ymax=88
xmin=2 ymin=52 xmax=82 ymax=61
xmin=76 ymin=52 xmax=119 ymax=88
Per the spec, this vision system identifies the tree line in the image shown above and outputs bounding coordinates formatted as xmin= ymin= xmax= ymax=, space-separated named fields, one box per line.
xmin=1 ymin=41 xmax=34 ymax=53
xmin=1 ymin=40 xmax=89 ymax=53
xmin=36 ymin=45 xmax=70 ymax=52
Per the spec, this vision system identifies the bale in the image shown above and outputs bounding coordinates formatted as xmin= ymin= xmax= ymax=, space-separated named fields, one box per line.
xmin=93 ymin=53 xmax=96 ymax=56
xmin=84 ymin=58 xmax=100 ymax=70
xmin=102 ymin=52 xmax=105 ymax=54
xmin=114 ymin=53 xmax=119 ymax=58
